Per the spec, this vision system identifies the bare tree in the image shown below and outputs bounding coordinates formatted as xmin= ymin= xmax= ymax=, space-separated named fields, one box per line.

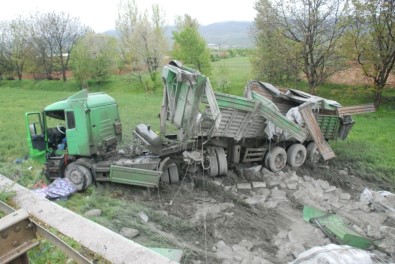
xmin=349 ymin=0 xmax=395 ymax=108
xmin=30 ymin=12 xmax=87 ymax=81
xmin=0 ymin=17 xmax=30 ymax=80
xmin=116 ymin=0 xmax=168 ymax=92
xmin=254 ymin=0 xmax=350 ymax=94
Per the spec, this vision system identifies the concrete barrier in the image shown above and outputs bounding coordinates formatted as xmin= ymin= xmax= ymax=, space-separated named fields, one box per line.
xmin=0 ymin=174 xmax=176 ymax=263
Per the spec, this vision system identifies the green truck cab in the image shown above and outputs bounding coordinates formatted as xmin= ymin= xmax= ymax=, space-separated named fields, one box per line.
xmin=26 ymin=89 xmax=162 ymax=191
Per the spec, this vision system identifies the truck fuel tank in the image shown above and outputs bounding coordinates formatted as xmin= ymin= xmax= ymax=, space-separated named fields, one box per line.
xmin=135 ymin=124 xmax=162 ymax=148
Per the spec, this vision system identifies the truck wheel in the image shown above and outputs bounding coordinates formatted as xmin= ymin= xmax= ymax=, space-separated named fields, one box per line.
xmin=287 ymin=144 xmax=307 ymax=168
xmin=306 ymin=142 xmax=321 ymax=164
xmin=208 ymin=151 xmax=219 ymax=177
xmin=267 ymin=146 xmax=287 ymax=172
xmin=215 ymin=147 xmax=228 ymax=175
xmin=64 ymin=163 xmax=92 ymax=191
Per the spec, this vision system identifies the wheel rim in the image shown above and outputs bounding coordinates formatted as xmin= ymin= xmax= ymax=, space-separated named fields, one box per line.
xmin=295 ymin=150 xmax=305 ymax=165
xmin=274 ymin=153 xmax=286 ymax=170
xmin=68 ymin=169 xmax=84 ymax=185
xmin=311 ymin=149 xmax=320 ymax=163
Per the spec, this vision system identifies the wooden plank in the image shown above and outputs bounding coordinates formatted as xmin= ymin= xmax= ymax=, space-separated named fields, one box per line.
xmin=338 ymin=104 xmax=376 ymax=116
xmin=299 ymin=104 xmax=336 ymax=160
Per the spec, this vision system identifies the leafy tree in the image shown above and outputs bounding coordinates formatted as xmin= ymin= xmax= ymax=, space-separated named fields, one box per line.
xmin=70 ymin=32 xmax=118 ymax=87
xmin=116 ymin=0 xmax=168 ymax=93
xmin=344 ymin=0 xmax=395 ymax=108
xmin=253 ymin=0 xmax=350 ymax=94
xmin=0 ymin=18 xmax=30 ymax=80
xmin=172 ymin=14 xmax=212 ymax=75
xmin=252 ymin=0 xmax=300 ymax=84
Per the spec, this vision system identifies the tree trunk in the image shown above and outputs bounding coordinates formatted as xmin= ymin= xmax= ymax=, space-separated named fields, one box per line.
xmin=373 ymin=81 xmax=384 ymax=109
xmin=62 ymin=69 xmax=67 ymax=82
xmin=374 ymin=90 xmax=382 ymax=109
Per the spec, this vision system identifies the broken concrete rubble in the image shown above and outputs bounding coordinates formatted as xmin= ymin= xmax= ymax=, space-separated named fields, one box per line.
xmin=217 ymin=166 xmax=395 ymax=261
xmin=215 ymin=240 xmax=273 ymax=264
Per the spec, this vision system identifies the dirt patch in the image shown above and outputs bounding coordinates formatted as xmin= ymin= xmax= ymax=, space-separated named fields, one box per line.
xmin=91 ymin=161 xmax=395 ymax=263
xmin=328 ymin=63 xmax=395 ymax=87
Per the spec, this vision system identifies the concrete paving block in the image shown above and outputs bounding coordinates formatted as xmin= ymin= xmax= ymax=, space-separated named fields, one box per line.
xmin=317 ymin=179 xmax=330 ymax=190
xmin=387 ymin=211 xmax=395 ymax=223
xmin=293 ymin=189 xmax=310 ymax=203
xmin=276 ymin=171 xmax=285 ymax=178
xmin=271 ymin=188 xmax=287 ymax=200
xmin=377 ymin=238 xmax=395 ymax=255
xmin=303 ymin=175 xmax=313 ymax=182
xmin=239 ymin=239 xmax=254 ymax=251
xmin=237 ymin=183 xmax=252 ymax=190
xmin=120 ymin=227 xmax=139 ymax=239
xmin=288 ymin=174 xmax=299 ymax=183
xmin=352 ymin=224 xmax=366 ymax=236
xmin=340 ymin=193 xmax=351 ymax=200
xmin=379 ymin=226 xmax=395 ymax=240
xmin=84 ymin=208 xmax=102 ymax=217
xmin=330 ymin=202 xmax=342 ymax=210
xmin=252 ymin=182 xmax=266 ymax=189
xmin=318 ymin=165 xmax=330 ymax=169
xmin=325 ymin=186 xmax=337 ymax=192
xmin=338 ymin=170 xmax=348 ymax=177
xmin=263 ymin=200 xmax=278 ymax=209
xmin=297 ymin=177 xmax=305 ymax=184
xmin=246 ymin=165 xmax=262 ymax=173
xmin=291 ymin=244 xmax=306 ymax=259
xmin=267 ymin=177 xmax=281 ymax=187
xmin=244 ymin=196 xmax=260 ymax=206
xmin=367 ymin=225 xmax=382 ymax=239
xmin=287 ymin=182 xmax=298 ymax=190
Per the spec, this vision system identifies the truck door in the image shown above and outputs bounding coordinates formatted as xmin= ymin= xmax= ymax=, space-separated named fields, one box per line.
xmin=25 ymin=112 xmax=46 ymax=163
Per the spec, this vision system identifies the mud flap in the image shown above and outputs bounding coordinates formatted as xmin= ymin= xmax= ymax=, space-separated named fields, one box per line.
xmin=303 ymin=206 xmax=373 ymax=250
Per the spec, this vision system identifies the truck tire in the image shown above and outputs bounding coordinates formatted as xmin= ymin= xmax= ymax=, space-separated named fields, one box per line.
xmin=267 ymin=146 xmax=287 ymax=172
xmin=287 ymin=144 xmax=307 ymax=168
xmin=64 ymin=163 xmax=92 ymax=191
xmin=215 ymin=147 xmax=228 ymax=175
xmin=208 ymin=151 xmax=219 ymax=177
xmin=306 ymin=142 xmax=321 ymax=164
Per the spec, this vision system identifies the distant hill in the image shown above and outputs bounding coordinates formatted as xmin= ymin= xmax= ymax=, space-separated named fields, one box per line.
xmin=104 ymin=21 xmax=254 ymax=48
xmin=199 ymin=21 xmax=253 ymax=48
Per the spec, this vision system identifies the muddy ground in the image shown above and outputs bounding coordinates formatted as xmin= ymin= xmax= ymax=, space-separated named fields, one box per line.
xmin=91 ymin=161 xmax=395 ymax=264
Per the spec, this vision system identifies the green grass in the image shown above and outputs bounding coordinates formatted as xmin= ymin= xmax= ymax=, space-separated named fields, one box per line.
xmin=212 ymin=56 xmax=253 ymax=95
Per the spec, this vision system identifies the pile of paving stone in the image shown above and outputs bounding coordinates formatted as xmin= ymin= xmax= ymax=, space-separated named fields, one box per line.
xmin=212 ymin=165 xmax=395 ymax=263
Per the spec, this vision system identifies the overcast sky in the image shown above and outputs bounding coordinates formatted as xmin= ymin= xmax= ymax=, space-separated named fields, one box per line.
xmin=0 ymin=0 xmax=257 ymax=32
